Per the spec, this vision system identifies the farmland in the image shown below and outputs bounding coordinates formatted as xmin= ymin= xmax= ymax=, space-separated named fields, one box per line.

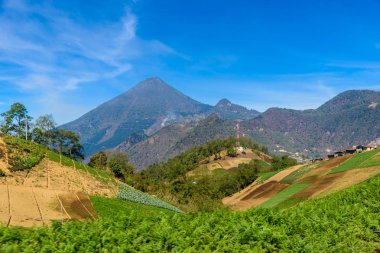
xmin=0 ymin=174 xmax=379 ymax=252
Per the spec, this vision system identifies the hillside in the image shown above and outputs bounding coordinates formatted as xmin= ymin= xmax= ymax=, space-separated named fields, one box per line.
xmin=124 ymin=114 xmax=235 ymax=169
xmin=61 ymin=77 xmax=212 ymax=156
xmin=1 ymin=171 xmax=379 ymax=251
xmin=243 ymin=90 xmax=380 ymax=158
xmin=225 ymin=149 xmax=380 ymax=210
xmin=0 ymin=136 xmax=181 ymax=227
xmin=121 ymin=89 xmax=380 ymax=167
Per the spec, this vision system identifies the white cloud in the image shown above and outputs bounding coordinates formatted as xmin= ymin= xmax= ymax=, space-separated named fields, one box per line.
xmin=0 ymin=0 xmax=184 ymax=123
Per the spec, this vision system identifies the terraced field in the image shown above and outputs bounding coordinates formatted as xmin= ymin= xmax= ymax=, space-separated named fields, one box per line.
xmin=225 ymin=150 xmax=380 ymax=210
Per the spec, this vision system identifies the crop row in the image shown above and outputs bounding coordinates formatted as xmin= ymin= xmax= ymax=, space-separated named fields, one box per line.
xmin=117 ymin=183 xmax=183 ymax=213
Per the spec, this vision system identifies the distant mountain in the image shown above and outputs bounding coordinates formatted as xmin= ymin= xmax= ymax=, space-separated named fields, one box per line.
xmin=122 ymin=114 xmax=235 ymax=169
xmin=210 ymin=99 xmax=260 ymax=120
xmin=61 ymin=77 xmax=212 ymax=156
xmin=125 ymin=90 xmax=380 ymax=169
xmin=243 ymin=90 xmax=380 ymax=158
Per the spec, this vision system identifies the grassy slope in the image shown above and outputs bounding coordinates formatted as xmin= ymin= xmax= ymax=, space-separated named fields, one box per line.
xmin=280 ymin=164 xmax=314 ymax=184
xmin=260 ymin=184 xmax=309 ymax=208
xmin=0 ymin=175 xmax=379 ymax=252
xmin=330 ymin=149 xmax=380 ymax=173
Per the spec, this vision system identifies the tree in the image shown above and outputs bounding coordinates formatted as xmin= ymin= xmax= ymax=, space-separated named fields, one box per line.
xmin=227 ymin=146 xmax=237 ymax=157
xmin=33 ymin=114 xmax=57 ymax=146
xmin=88 ymin=151 xmax=108 ymax=170
xmin=1 ymin=103 xmax=32 ymax=138
xmin=107 ymin=151 xmax=135 ymax=179
xmin=272 ymin=155 xmax=298 ymax=170
xmin=52 ymin=129 xmax=84 ymax=160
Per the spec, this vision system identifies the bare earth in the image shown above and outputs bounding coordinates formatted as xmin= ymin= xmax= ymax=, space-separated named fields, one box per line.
xmin=223 ymin=165 xmax=303 ymax=210
xmin=0 ymin=142 xmax=117 ymax=227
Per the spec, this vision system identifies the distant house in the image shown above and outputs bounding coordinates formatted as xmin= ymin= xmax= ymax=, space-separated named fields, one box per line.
xmin=345 ymin=148 xmax=356 ymax=155
xmin=327 ymin=154 xmax=335 ymax=159
xmin=334 ymin=151 xmax=345 ymax=157
xmin=355 ymin=145 xmax=366 ymax=152
xmin=366 ymin=146 xmax=376 ymax=151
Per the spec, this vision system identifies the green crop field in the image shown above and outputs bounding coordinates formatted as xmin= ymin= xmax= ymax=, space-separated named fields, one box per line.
xmin=260 ymin=183 xmax=309 ymax=208
xmin=91 ymin=196 xmax=177 ymax=219
xmin=330 ymin=149 xmax=380 ymax=174
xmin=1 ymin=175 xmax=379 ymax=252
xmin=280 ymin=164 xmax=313 ymax=184
xmin=258 ymin=169 xmax=282 ymax=182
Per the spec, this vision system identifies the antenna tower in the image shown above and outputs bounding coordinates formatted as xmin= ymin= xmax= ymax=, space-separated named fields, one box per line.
xmin=236 ymin=120 xmax=241 ymax=148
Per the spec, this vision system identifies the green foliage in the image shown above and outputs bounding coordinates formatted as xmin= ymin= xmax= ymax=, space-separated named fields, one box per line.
xmin=117 ymin=183 xmax=183 ymax=213
xmin=280 ymin=164 xmax=313 ymax=184
xmin=226 ymin=146 xmax=237 ymax=157
xmin=0 ymin=102 xmax=32 ymax=137
xmin=4 ymin=136 xmax=45 ymax=171
xmin=260 ymin=184 xmax=309 ymax=208
xmin=51 ymin=129 xmax=84 ymax=160
xmin=131 ymin=138 xmax=266 ymax=211
xmin=91 ymin=196 xmax=177 ymax=219
xmin=1 ymin=175 xmax=379 ymax=252
xmin=271 ymin=155 xmax=297 ymax=170
xmin=258 ymin=169 xmax=283 ymax=182
xmin=88 ymin=151 xmax=107 ymax=170
xmin=107 ymin=151 xmax=135 ymax=180
xmin=330 ymin=149 xmax=380 ymax=174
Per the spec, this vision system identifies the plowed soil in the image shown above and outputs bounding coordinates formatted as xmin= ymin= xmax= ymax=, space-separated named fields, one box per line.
xmin=223 ymin=165 xmax=303 ymax=210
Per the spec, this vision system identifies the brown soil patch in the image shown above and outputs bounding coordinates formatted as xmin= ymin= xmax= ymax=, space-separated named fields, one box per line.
xmin=8 ymin=185 xmax=44 ymax=227
xmin=232 ymin=183 xmax=288 ymax=210
xmin=0 ymin=185 xmax=10 ymax=225
xmin=58 ymin=192 xmax=95 ymax=221
xmin=297 ymin=156 xmax=351 ymax=183
xmin=223 ymin=165 xmax=302 ymax=210
xmin=313 ymin=166 xmax=380 ymax=198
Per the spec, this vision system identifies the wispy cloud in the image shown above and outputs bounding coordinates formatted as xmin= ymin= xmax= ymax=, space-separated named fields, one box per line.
xmin=0 ymin=0 xmax=183 ymax=122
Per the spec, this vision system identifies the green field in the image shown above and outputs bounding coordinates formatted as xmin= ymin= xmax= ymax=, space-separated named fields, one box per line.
xmin=258 ymin=169 xmax=282 ymax=182
xmin=91 ymin=196 xmax=177 ymax=218
xmin=330 ymin=149 xmax=380 ymax=174
xmin=260 ymin=183 xmax=309 ymax=208
xmin=1 ymin=176 xmax=379 ymax=252
xmin=280 ymin=164 xmax=314 ymax=184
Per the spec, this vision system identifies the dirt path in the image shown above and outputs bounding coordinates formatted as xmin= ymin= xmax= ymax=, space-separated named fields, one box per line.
xmin=223 ymin=165 xmax=303 ymax=209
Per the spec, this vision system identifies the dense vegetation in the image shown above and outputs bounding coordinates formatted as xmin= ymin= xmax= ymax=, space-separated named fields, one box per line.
xmin=3 ymin=135 xmax=45 ymax=171
xmin=1 ymin=175 xmax=379 ymax=252
xmin=130 ymin=137 xmax=270 ymax=211
xmin=0 ymin=103 xmax=84 ymax=161
xmin=88 ymin=151 xmax=135 ymax=181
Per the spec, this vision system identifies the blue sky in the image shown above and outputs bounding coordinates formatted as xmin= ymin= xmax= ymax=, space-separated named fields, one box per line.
xmin=1 ymin=0 xmax=380 ymax=124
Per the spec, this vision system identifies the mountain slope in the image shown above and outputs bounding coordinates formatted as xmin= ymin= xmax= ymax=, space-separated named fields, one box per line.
xmin=61 ymin=77 xmax=212 ymax=156
xmin=210 ymin=98 xmax=260 ymax=120
xmin=125 ymin=90 xmax=380 ymax=167
xmin=243 ymin=90 xmax=380 ymax=157
xmin=124 ymin=114 xmax=235 ymax=169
